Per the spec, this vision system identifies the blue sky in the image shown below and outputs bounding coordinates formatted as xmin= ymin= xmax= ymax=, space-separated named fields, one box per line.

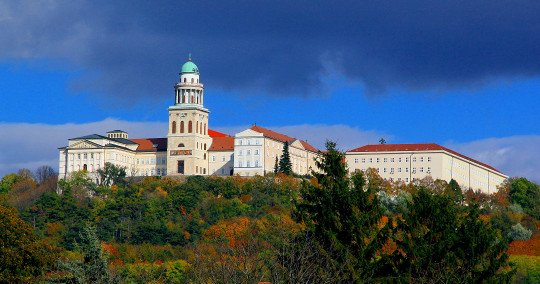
xmin=0 ymin=1 xmax=539 ymax=181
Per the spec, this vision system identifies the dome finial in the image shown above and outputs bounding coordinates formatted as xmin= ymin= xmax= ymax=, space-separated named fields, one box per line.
xmin=188 ymin=53 xmax=192 ymax=61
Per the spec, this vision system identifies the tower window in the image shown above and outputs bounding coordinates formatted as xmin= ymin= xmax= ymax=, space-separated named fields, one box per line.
xmin=191 ymin=78 xmax=194 ymax=83
xmin=204 ymin=143 xmax=207 ymax=150
xmin=183 ymin=78 xmax=186 ymax=83
xmin=178 ymin=143 xmax=185 ymax=147
xmin=196 ymin=121 xmax=199 ymax=133
xmin=188 ymin=121 xmax=193 ymax=133
xmin=180 ymin=121 xmax=184 ymax=133
xmin=172 ymin=121 xmax=177 ymax=133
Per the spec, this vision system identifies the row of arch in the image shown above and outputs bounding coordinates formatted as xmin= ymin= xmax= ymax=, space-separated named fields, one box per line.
xmin=171 ymin=120 xmax=207 ymax=135
xmin=176 ymin=89 xmax=203 ymax=105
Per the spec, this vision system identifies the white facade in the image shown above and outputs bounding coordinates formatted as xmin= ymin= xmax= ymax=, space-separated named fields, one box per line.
xmin=345 ymin=144 xmax=508 ymax=193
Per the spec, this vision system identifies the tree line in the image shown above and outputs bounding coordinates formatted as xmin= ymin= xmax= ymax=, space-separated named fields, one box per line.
xmin=1 ymin=142 xmax=539 ymax=283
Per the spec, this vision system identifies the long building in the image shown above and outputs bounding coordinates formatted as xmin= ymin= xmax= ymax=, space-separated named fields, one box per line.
xmin=58 ymin=56 xmax=507 ymax=193
xmin=345 ymin=143 xmax=507 ymax=193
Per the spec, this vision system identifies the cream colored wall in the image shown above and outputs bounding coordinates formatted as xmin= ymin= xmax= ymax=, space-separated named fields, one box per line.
xmin=167 ymin=109 xmax=211 ymax=176
xmin=208 ymin=150 xmax=234 ymax=176
xmin=345 ymin=150 xmax=507 ymax=193
xmin=234 ymin=131 xmax=265 ymax=176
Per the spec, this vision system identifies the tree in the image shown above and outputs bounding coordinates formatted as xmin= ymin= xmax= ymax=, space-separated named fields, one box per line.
xmin=392 ymin=188 xmax=514 ymax=282
xmin=35 ymin=165 xmax=57 ymax=184
xmin=508 ymin=177 xmax=540 ymax=218
xmin=273 ymin=156 xmax=279 ymax=174
xmin=18 ymin=168 xmax=35 ymax=181
xmin=278 ymin=141 xmax=292 ymax=175
xmin=60 ymin=225 xmax=110 ymax=284
xmin=447 ymin=179 xmax=464 ymax=204
xmin=294 ymin=141 xmax=389 ymax=281
xmin=97 ymin=162 xmax=127 ymax=186
xmin=0 ymin=173 xmax=20 ymax=194
xmin=0 ymin=204 xmax=60 ymax=282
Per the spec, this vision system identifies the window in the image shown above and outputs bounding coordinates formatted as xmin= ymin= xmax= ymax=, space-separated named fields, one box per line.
xmin=412 ymin=167 xmax=416 ymax=173
xmin=362 ymin=158 xmax=366 ymax=163
xmin=376 ymin=158 xmax=380 ymax=163
xmin=91 ymin=153 xmax=94 ymax=159
xmin=420 ymin=167 xmax=424 ymax=173
xmin=188 ymin=121 xmax=193 ymax=133
xmin=204 ymin=143 xmax=207 ymax=150
xmin=398 ymin=168 xmax=401 ymax=173
xmin=178 ymin=143 xmax=185 ymax=147
xmin=255 ymin=160 xmax=259 ymax=167
xmin=390 ymin=158 xmax=394 ymax=162
xmin=384 ymin=168 xmax=387 ymax=173
xmin=180 ymin=121 xmax=184 ymax=133
xmin=406 ymin=167 xmax=409 ymax=172
xmin=204 ymin=153 xmax=206 ymax=160
xmin=369 ymin=158 xmax=373 ymax=163
xmin=427 ymin=157 xmax=431 ymax=162
xmin=420 ymin=157 xmax=424 ymax=162
xmin=384 ymin=158 xmax=387 ymax=163
xmin=427 ymin=167 xmax=431 ymax=173
xmin=212 ymin=155 xmax=216 ymax=162
xmin=191 ymin=78 xmax=194 ymax=83
xmin=390 ymin=168 xmax=394 ymax=173
xmin=247 ymin=161 xmax=251 ymax=167
xmin=354 ymin=158 xmax=358 ymax=163
xmin=84 ymin=153 xmax=87 ymax=159
xmin=412 ymin=157 xmax=416 ymax=162
xmin=398 ymin=158 xmax=402 ymax=162
xmin=255 ymin=149 xmax=259 ymax=155
xmin=222 ymin=156 xmax=226 ymax=162
xmin=406 ymin=178 xmax=409 ymax=182
xmin=172 ymin=121 xmax=177 ymax=133
xmin=176 ymin=160 xmax=184 ymax=174
xmin=221 ymin=168 xmax=225 ymax=174
xmin=405 ymin=157 xmax=409 ymax=162
xmin=239 ymin=150 xmax=243 ymax=156
xmin=247 ymin=150 xmax=251 ymax=155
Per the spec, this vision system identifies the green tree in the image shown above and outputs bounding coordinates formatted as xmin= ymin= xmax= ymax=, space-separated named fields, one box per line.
xmin=60 ymin=225 xmax=110 ymax=284
xmin=508 ymin=177 xmax=540 ymax=218
xmin=393 ymin=188 xmax=514 ymax=282
xmin=447 ymin=179 xmax=464 ymax=204
xmin=274 ymin=156 xmax=279 ymax=174
xmin=294 ymin=141 xmax=389 ymax=281
xmin=0 ymin=173 xmax=20 ymax=194
xmin=278 ymin=141 xmax=292 ymax=175
xmin=97 ymin=162 xmax=127 ymax=186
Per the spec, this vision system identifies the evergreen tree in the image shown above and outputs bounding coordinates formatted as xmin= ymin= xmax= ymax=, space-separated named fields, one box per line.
xmin=61 ymin=225 xmax=110 ymax=284
xmin=294 ymin=141 xmax=389 ymax=282
xmin=274 ymin=156 xmax=279 ymax=174
xmin=278 ymin=141 xmax=293 ymax=175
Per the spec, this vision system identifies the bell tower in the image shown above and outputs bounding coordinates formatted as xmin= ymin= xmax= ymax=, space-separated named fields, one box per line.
xmin=167 ymin=55 xmax=211 ymax=175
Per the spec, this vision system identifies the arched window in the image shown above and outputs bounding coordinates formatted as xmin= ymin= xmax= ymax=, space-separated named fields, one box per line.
xmin=204 ymin=153 xmax=206 ymax=160
xmin=191 ymin=95 xmax=194 ymax=103
xmin=188 ymin=121 xmax=193 ymax=133
xmin=172 ymin=121 xmax=177 ymax=133
xmin=83 ymin=164 xmax=88 ymax=171
xmin=204 ymin=123 xmax=207 ymax=134
xmin=180 ymin=121 xmax=184 ymax=133
xmin=196 ymin=121 xmax=199 ymax=133
xmin=183 ymin=78 xmax=186 ymax=83
xmin=204 ymin=143 xmax=207 ymax=150
xmin=178 ymin=143 xmax=185 ymax=147
xmin=191 ymin=78 xmax=194 ymax=83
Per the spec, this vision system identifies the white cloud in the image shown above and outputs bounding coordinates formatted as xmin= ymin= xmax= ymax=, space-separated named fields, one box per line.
xmin=446 ymin=135 xmax=540 ymax=183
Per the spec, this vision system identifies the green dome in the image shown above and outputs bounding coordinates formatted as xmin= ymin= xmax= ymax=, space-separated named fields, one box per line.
xmin=181 ymin=60 xmax=199 ymax=74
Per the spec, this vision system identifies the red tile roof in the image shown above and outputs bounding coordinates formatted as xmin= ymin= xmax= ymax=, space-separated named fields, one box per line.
xmin=250 ymin=125 xmax=296 ymax=143
xmin=208 ymin=136 xmax=235 ymax=151
xmin=130 ymin=138 xmax=168 ymax=151
xmin=208 ymin=129 xmax=228 ymax=138
xmin=347 ymin=143 xmax=502 ymax=174
xmin=299 ymin=140 xmax=319 ymax=153
xmin=250 ymin=125 xmax=319 ymax=153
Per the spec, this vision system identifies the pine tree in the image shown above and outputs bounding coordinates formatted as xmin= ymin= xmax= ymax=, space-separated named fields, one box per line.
xmin=278 ymin=141 xmax=293 ymax=175
xmin=294 ymin=141 xmax=389 ymax=281
xmin=274 ymin=156 xmax=279 ymax=174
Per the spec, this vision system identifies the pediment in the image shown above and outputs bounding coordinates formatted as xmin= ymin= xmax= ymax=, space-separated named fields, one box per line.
xmin=70 ymin=140 xmax=102 ymax=149
xmin=235 ymin=128 xmax=263 ymax=137
xmin=289 ymin=139 xmax=305 ymax=150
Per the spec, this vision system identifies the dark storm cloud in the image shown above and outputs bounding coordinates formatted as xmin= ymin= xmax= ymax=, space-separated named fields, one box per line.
xmin=1 ymin=0 xmax=539 ymax=99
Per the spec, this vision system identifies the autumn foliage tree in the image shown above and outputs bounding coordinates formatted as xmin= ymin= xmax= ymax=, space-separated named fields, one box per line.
xmin=0 ymin=204 xmax=60 ymax=283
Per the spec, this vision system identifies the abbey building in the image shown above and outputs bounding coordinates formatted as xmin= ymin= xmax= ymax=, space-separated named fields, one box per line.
xmin=58 ymin=57 xmax=507 ymax=193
